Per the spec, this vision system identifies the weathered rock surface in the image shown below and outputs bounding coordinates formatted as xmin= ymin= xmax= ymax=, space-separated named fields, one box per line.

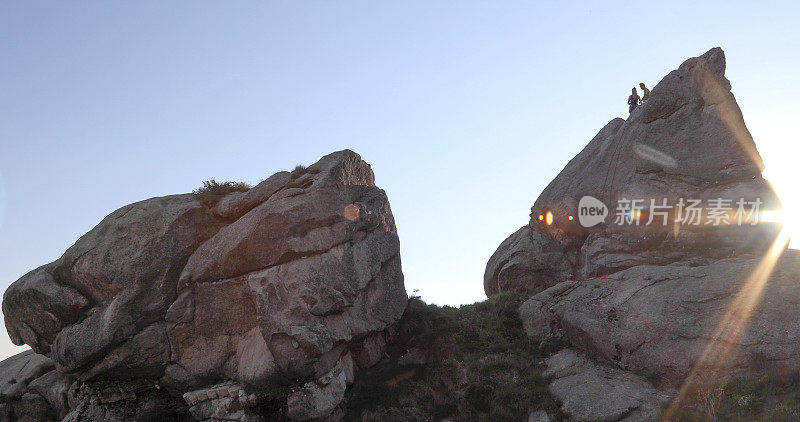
xmin=2 ymin=150 xmax=407 ymax=420
xmin=61 ymin=378 xmax=190 ymax=422
xmin=523 ymin=251 xmax=800 ymax=385
xmin=183 ymin=382 xmax=262 ymax=422
xmin=542 ymin=349 xmax=671 ymax=422
xmin=286 ymin=360 xmax=347 ymax=421
xmin=485 ymin=47 xmax=782 ymax=295
xmin=0 ymin=351 xmax=69 ymax=421
xmin=484 ymin=227 xmax=574 ymax=296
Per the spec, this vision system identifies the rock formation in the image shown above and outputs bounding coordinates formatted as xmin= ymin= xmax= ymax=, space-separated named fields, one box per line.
xmin=490 ymin=48 xmax=800 ymax=419
xmin=1 ymin=150 xmax=407 ymax=421
xmin=485 ymin=47 xmax=781 ymax=296
xmin=3 ymin=47 xmax=796 ymax=421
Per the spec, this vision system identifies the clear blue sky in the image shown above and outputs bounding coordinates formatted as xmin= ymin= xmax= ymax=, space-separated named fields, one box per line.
xmin=2 ymin=1 xmax=799 ymax=359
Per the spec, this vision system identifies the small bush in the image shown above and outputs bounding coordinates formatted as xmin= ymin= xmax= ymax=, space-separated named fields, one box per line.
xmin=343 ymin=292 xmax=568 ymax=420
xmin=669 ymin=370 xmax=800 ymax=421
xmin=290 ymin=164 xmax=307 ymax=179
xmin=193 ymin=178 xmax=250 ymax=206
xmin=285 ymin=164 xmax=321 ymax=189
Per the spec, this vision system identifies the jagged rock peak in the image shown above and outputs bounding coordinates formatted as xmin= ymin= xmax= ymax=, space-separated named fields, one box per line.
xmin=485 ymin=47 xmax=780 ymax=296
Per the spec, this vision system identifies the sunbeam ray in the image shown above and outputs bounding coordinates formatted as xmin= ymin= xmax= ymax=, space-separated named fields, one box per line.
xmin=663 ymin=228 xmax=791 ymax=419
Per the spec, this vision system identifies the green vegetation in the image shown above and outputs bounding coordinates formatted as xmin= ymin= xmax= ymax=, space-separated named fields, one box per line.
xmin=671 ymin=370 xmax=800 ymax=421
xmin=717 ymin=372 xmax=800 ymax=421
xmin=344 ymin=292 xmax=569 ymax=421
xmin=193 ymin=178 xmax=250 ymax=206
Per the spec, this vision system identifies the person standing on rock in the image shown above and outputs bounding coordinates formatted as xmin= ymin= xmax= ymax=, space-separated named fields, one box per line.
xmin=627 ymin=87 xmax=640 ymax=113
xmin=639 ymin=82 xmax=651 ymax=104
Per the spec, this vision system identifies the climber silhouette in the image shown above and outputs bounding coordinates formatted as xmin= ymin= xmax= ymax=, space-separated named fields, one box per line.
xmin=627 ymin=88 xmax=640 ymax=113
xmin=639 ymin=82 xmax=650 ymax=104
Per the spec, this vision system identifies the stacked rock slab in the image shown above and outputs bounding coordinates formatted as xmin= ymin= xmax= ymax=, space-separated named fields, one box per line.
xmin=1 ymin=149 xmax=407 ymax=421
xmin=0 ymin=351 xmax=69 ymax=421
xmin=485 ymin=47 xmax=781 ymax=296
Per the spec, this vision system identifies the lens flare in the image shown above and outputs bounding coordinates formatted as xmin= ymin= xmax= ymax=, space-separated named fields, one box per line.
xmin=752 ymin=209 xmax=794 ymax=247
xmin=632 ymin=143 xmax=678 ymax=168
xmin=545 ymin=211 xmax=554 ymax=226
xmin=758 ymin=210 xmax=784 ymax=224
xmin=664 ymin=227 xmax=790 ymax=417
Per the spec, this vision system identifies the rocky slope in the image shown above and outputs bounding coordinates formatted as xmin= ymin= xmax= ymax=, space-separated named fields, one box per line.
xmin=1 ymin=150 xmax=407 ymax=421
xmin=487 ymin=48 xmax=800 ymax=420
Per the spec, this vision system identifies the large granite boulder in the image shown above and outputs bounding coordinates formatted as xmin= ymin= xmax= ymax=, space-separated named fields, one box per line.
xmin=507 ymin=48 xmax=798 ymax=419
xmin=2 ymin=150 xmax=407 ymax=420
xmin=485 ymin=47 xmax=782 ymax=295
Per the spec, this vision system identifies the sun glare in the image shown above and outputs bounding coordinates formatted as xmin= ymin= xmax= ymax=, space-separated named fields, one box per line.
xmin=778 ymin=209 xmax=798 ymax=249
xmin=756 ymin=124 xmax=800 ymax=250
xmin=664 ymin=225 xmax=792 ymax=417
xmin=762 ymin=186 xmax=799 ymax=250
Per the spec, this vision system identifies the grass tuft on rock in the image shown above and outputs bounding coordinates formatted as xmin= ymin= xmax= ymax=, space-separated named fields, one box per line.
xmin=285 ymin=164 xmax=320 ymax=189
xmin=290 ymin=164 xmax=307 ymax=179
xmin=193 ymin=178 xmax=250 ymax=206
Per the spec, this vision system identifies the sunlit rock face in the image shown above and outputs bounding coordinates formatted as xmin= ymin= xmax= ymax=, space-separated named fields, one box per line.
xmin=485 ymin=47 xmax=782 ymax=296
xmin=2 ymin=150 xmax=407 ymax=420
